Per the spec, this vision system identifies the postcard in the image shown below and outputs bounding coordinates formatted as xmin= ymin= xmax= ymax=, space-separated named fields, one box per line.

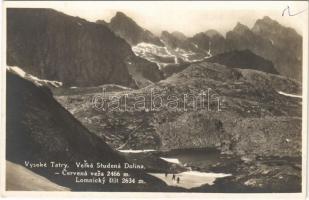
xmin=1 ymin=1 xmax=308 ymax=199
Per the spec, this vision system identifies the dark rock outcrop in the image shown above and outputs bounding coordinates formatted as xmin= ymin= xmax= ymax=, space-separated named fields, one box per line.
xmin=206 ymin=49 xmax=279 ymax=74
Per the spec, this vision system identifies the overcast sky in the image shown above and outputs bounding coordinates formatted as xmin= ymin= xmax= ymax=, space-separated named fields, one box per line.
xmin=5 ymin=1 xmax=308 ymax=36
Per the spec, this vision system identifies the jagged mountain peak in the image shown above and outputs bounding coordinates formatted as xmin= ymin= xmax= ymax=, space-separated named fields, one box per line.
xmin=110 ymin=11 xmax=139 ymax=28
xmin=161 ymin=30 xmax=170 ymax=36
xmin=171 ymin=31 xmax=187 ymax=41
xmin=252 ymin=16 xmax=300 ymax=37
xmin=112 ymin=11 xmax=136 ymax=24
xmin=115 ymin=11 xmax=127 ymax=17
xmin=253 ymin=16 xmax=281 ymax=29
xmin=96 ymin=19 xmax=108 ymax=26
xmin=233 ymin=22 xmax=251 ymax=32
xmin=260 ymin=16 xmax=280 ymax=25
xmin=205 ymin=29 xmax=223 ymax=38
xmin=262 ymin=16 xmax=274 ymax=21
xmin=108 ymin=11 xmax=163 ymax=46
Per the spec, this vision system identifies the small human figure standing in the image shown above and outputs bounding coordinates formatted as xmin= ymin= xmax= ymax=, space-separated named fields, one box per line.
xmin=172 ymin=174 xmax=176 ymax=181
xmin=177 ymin=177 xmax=180 ymax=184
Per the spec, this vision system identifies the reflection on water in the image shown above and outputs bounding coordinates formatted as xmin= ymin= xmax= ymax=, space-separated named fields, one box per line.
xmin=163 ymin=148 xmax=235 ymax=171
xmin=149 ymin=148 xmax=234 ymax=189
xmin=159 ymin=157 xmax=181 ymax=164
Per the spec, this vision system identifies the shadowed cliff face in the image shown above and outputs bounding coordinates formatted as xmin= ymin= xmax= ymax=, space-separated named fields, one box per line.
xmin=7 ymin=8 xmax=163 ymax=88
xmin=6 ymin=71 xmax=124 ymax=164
xmin=206 ymin=49 xmax=279 ymax=75
xmin=6 ymin=71 xmax=126 ymax=189
xmin=6 ymin=70 xmax=166 ymax=191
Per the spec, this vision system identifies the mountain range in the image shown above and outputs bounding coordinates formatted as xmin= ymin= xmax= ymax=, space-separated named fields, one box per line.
xmin=99 ymin=12 xmax=302 ymax=81
xmin=7 ymin=9 xmax=302 ymax=88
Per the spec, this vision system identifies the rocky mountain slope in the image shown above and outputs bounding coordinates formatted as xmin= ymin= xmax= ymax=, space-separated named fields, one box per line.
xmin=7 ymin=8 xmax=162 ymax=88
xmin=252 ymin=16 xmax=302 ymax=80
xmin=226 ymin=17 xmax=302 ymax=81
xmin=6 ymin=70 xmax=164 ymax=191
xmin=55 ymin=61 xmax=301 ymax=158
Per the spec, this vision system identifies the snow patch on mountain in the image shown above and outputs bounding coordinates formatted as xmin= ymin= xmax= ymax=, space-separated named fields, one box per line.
xmin=278 ymin=91 xmax=302 ymax=98
xmin=7 ymin=66 xmax=63 ymax=88
xmin=132 ymin=42 xmax=212 ymax=69
xmin=160 ymin=157 xmax=181 ymax=164
xmin=118 ymin=149 xmax=156 ymax=153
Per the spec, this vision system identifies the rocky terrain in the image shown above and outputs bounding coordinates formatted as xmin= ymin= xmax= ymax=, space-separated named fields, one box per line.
xmin=54 ymin=61 xmax=302 ymax=192
xmin=55 ymin=61 xmax=301 ymax=156
xmin=7 ymin=8 xmax=162 ymax=88
xmin=191 ymin=154 xmax=301 ymax=192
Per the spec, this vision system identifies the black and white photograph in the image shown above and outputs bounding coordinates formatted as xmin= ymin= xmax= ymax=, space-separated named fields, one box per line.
xmin=0 ymin=1 xmax=308 ymax=198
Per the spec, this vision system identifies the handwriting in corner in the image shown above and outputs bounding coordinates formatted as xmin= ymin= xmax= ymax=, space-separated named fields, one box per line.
xmin=282 ymin=5 xmax=307 ymax=16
